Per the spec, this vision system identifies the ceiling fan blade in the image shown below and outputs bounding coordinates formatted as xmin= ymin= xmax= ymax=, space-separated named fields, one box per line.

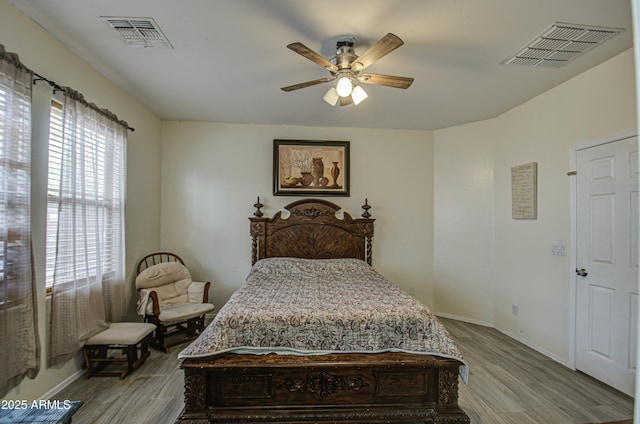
xmin=287 ymin=42 xmax=338 ymax=73
xmin=357 ymin=73 xmax=414 ymax=89
xmin=281 ymin=77 xmax=335 ymax=92
xmin=339 ymin=96 xmax=353 ymax=107
xmin=352 ymin=33 xmax=404 ymax=73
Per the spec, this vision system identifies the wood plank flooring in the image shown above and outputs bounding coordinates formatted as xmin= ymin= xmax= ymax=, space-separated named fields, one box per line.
xmin=52 ymin=318 xmax=634 ymax=423
xmin=442 ymin=318 xmax=634 ymax=424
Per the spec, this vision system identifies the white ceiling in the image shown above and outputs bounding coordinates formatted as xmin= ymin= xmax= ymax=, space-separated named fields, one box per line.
xmin=10 ymin=0 xmax=633 ymax=130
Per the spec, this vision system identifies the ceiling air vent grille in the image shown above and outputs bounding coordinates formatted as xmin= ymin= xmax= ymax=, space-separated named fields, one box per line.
xmin=501 ymin=22 xmax=623 ymax=68
xmin=101 ymin=17 xmax=173 ymax=48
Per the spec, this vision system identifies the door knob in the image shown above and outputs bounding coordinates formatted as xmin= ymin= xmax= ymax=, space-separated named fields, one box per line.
xmin=576 ymin=268 xmax=588 ymax=277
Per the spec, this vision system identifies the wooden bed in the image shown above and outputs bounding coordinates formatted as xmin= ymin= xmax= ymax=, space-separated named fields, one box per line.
xmin=177 ymin=199 xmax=469 ymax=424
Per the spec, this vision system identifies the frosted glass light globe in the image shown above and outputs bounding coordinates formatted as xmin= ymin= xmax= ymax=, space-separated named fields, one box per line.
xmin=351 ymin=85 xmax=368 ymax=105
xmin=336 ymin=76 xmax=353 ymax=97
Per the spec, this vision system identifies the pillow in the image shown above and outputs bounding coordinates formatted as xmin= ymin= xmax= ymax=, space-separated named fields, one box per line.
xmin=135 ymin=261 xmax=192 ymax=290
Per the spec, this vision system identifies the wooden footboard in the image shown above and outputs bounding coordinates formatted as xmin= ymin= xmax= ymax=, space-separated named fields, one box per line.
xmin=176 ymin=352 xmax=469 ymax=424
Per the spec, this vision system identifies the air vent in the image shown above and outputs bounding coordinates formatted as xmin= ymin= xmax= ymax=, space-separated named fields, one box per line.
xmin=101 ymin=17 xmax=173 ymax=48
xmin=501 ymin=22 xmax=623 ymax=68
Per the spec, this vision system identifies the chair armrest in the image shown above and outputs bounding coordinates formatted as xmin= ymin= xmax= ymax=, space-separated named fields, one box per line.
xmin=203 ymin=281 xmax=211 ymax=303
xmin=148 ymin=290 xmax=161 ymax=316
xmin=137 ymin=288 xmax=161 ymax=317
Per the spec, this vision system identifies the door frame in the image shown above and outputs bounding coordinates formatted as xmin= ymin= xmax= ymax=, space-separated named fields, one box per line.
xmin=569 ymin=128 xmax=638 ymax=370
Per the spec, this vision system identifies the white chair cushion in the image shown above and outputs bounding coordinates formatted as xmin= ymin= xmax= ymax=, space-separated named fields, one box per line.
xmin=136 ymin=261 xmax=214 ymax=317
xmin=135 ymin=262 xmax=192 ymax=291
xmin=85 ymin=323 xmax=156 ymax=346
xmin=188 ymin=281 xmax=207 ymax=303
xmin=158 ymin=303 xmax=214 ymax=323
xmin=155 ymin=283 xmax=180 ymax=301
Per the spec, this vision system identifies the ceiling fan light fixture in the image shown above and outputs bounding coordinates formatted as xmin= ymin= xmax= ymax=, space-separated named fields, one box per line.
xmin=323 ymin=86 xmax=339 ymax=106
xmin=336 ymin=76 xmax=353 ymax=97
xmin=351 ymin=85 xmax=368 ymax=105
xmin=282 ymin=33 xmax=413 ymax=106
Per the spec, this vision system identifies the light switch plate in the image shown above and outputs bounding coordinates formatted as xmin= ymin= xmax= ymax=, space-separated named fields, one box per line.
xmin=551 ymin=241 xmax=567 ymax=256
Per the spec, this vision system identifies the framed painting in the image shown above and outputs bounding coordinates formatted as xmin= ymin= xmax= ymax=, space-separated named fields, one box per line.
xmin=273 ymin=140 xmax=350 ymax=196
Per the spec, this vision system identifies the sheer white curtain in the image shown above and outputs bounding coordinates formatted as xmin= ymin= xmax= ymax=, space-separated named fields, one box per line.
xmin=49 ymin=88 xmax=127 ymax=365
xmin=0 ymin=45 xmax=40 ymax=397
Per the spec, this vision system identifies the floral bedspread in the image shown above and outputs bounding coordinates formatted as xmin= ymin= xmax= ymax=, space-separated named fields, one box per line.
xmin=179 ymin=258 xmax=467 ymax=380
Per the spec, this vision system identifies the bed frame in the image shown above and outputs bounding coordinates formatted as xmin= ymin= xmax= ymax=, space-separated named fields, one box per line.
xmin=177 ymin=199 xmax=469 ymax=424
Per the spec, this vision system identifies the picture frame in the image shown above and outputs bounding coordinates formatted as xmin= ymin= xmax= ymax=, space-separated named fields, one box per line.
xmin=273 ymin=139 xmax=350 ymax=196
xmin=511 ymin=162 xmax=537 ymax=219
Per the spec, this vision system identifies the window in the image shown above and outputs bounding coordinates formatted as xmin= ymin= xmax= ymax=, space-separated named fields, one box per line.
xmin=47 ymin=88 xmax=127 ymax=363
xmin=45 ymin=100 xmax=125 ymax=294
xmin=0 ymin=71 xmax=32 ymax=303
xmin=45 ymin=100 xmax=62 ymax=293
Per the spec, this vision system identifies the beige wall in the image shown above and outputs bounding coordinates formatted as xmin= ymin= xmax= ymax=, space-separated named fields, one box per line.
xmin=161 ymin=123 xmax=436 ymax=308
xmin=1 ymin=0 xmax=163 ymax=400
xmin=434 ymin=118 xmax=497 ymax=325
xmin=434 ymin=48 xmax=637 ymax=363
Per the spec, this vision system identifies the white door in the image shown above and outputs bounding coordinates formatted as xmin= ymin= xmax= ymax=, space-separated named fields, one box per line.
xmin=576 ymin=134 xmax=638 ymax=396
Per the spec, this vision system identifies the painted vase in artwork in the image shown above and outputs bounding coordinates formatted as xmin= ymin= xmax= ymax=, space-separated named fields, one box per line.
xmin=311 ymin=158 xmax=324 ymax=186
xmin=330 ymin=161 xmax=340 ymax=188
xmin=300 ymin=172 xmax=313 ymax=187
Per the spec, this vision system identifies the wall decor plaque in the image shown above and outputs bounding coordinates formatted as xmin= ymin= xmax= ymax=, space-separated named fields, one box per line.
xmin=511 ymin=162 xmax=537 ymax=219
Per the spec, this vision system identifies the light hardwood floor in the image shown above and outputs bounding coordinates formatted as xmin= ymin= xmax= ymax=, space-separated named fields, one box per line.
xmin=442 ymin=318 xmax=634 ymax=424
xmin=53 ymin=318 xmax=634 ymax=424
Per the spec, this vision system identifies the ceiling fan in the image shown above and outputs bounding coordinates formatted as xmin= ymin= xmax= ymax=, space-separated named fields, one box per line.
xmin=281 ymin=33 xmax=414 ymax=106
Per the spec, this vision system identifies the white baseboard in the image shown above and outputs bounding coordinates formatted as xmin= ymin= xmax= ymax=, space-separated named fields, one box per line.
xmin=434 ymin=312 xmax=570 ymax=369
xmin=496 ymin=327 xmax=570 ymax=368
xmin=434 ymin=312 xmax=494 ymax=328
xmin=39 ymin=369 xmax=85 ymax=400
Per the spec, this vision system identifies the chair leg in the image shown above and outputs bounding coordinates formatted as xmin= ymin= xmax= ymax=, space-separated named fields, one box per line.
xmin=144 ymin=314 xmax=209 ymax=352
xmin=196 ymin=315 xmax=205 ymax=332
xmin=155 ymin=323 xmax=169 ymax=353
xmin=140 ymin=335 xmax=151 ymax=359
xmin=189 ymin=315 xmax=205 ymax=334
xmin=146 ymin=316 xmax=170 ymax=353
xmin=187 ymin=318 xmax=198 ymax=337
xmin=122 ymin=344 xmax=138 ymax=379
xmin=83 ymin=346 xmax=112 ymax=379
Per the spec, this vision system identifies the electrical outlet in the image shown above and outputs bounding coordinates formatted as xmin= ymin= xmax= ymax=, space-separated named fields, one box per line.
xmin=512 ymin=304 xmax=519 ymax=316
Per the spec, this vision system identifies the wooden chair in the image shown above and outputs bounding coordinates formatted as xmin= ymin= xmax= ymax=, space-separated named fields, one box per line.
xmin=135 ymin=252 xmax=214 ymax=352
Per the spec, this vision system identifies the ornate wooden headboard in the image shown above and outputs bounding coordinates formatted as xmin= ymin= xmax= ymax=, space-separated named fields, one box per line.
xmin=249 ymin=198 xmax=375 ymax=265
